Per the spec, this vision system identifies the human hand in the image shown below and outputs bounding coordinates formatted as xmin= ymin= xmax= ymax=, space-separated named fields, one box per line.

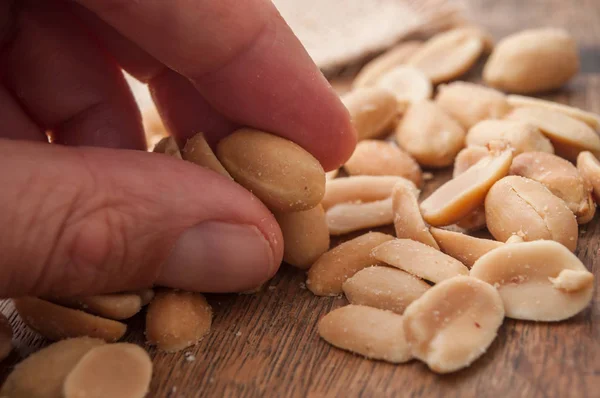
xmin=0 ymin=0 xmax=355 ymax=298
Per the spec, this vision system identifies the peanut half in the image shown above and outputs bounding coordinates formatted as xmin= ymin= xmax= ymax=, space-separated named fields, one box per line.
xmin=146 ymin=289 xmax=212 ymax=352
xmin=182 ymin=132 xmax=232 ymax=178
xmin=275 ymin=205 xmax=330 ymax=269
xmin=507 ymin=95 xmax=600 ymax=130
xmin=344 ymin=140 xmax=422 ymax=187
xmin=483 ymin=28 xmax=579 ymax=94
xmin=435 ymin=82 xmax=510 ymax=129
xmin=452 ymin=146 xmax=489 ymax=230
xmin=63 ymin=343 xmax=152 ymax=398
xmin=395 ymin=100 xmax=466 ymax=168
xmin=430 ymin=227 xmax=503 ymax=268
xmin=318 ymin=305 xmax=412 ymax=363
xmin=51 ymin=293 xmax=143 ymax=321
xmin=403 ymin=276 xmax=505 ymax=374
xmin=466 ymin=120 xmax=554 ymax=155
xmin=14 ymin=297 xmax=126 ymax=342
xmin=307 ymin=232 xmax=394 ymax=296
xmin=372 ymin=239 xmax=468 ymax=283
xmin=471 ymin=240 xmax=594 ymax=321
xmin=420 ymin=146 xmax=512 ymax=226
xmin=375 ymin=66 xmax=433 ymax=111
xmin=326 ymin=197 xmax=393 ymax=236
xmin=0 ymin=313 xmax=12 ymax=362
xmin=510 ymin=151 xmax=595 ymax=223
xmin=342 ymin=267 xmax=430 ymax=314
xmin=1 ymin=337 xmax=105 ymax=398
xmin=342 ymin=87 xmax=398 ymax=140
xmin=485 ymin=176 xmax=578 ymax=251
xmin=391 ymin=181 xmax=439 ymax=249
xmin=217 ymin=128 xmax=325 ymax=212
xmin=577 ymin=151 xmax=600 ymax=203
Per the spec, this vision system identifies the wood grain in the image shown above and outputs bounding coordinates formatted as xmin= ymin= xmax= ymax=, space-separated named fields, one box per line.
xmin=2 ymin=0 xmax=600 ymax=396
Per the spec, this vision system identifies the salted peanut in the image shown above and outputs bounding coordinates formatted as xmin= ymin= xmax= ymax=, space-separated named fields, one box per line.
xmin=322 ymin=175 xmax=418 ymax=210
xmin=0 ymin=337 xmax=105 ymax=398
xmin=467 ymin=120 xmax=554 ymax=155
xmin=375 ymin=66 xmax=433 ymax=111
xmin=435 ymin=82 xmax=510 ymax=129
xmin=510 ymin=152 xmax=594 ymax=222
xmin=0 ymin=313 xmax=12 ymax=362
xmin=14 ymin=297 xmax=126 ymax=342
xmin=326 ymin=197 xmax=393 ymax=235
xmin=344 ymin=140 xmax=422 ymax=186
xmin=153 ymin=136 xmax=182 ymax=159
xmin=403 ymin=276 xmax=504 ymax=373
xmin=453 ymin=146 xmax=489 ymax=178
xmin=342 ymin=87 xmax=398 ymax=140
xmin=407 ymin=29 xmax=484 ymax=84
xmin=420 ymin=147 xmax=512 ymax=226
xmin=217 ymin=128 xmax=325 ymax=212
xmin=484 ymin=28 xmax=579 ymax=94
xmin=318 ymin=305 xmax=411 ymax=363
xmin=64 ymin=344 xmax=152 ymax=398
xmin=506 ymin=107 xmax=600 ymax=161
xmin=353 ymin=41 xmax=423 ymax=88
xmin=507 ymin=95 xmax=600 ymax=130
xmin=136 ymin=288 xmax=155 ymax=306
xmin=182 ymin=132 xmax=231 ymax=178
xmin=471 ymin=240 xmax=594 ymax=321
xmin=430 ymin=227 xmax=503 ymax=268
xmin=146 ymin=289 xmax=212 ymax=352
xmin=326 ymin=169 xmax=339 ymax=180
xmin=275 ymin=205 xmax=330 ymax=269
xmin=577 ymin=151 xmax=600 ymax=201
xmin=342 ymin=267 xmax=430 ymax=314
xmin=505 ymin=234 xmax=525 ymax=244
xmin=307 ymin=232 xmax=394 ymax=296
xmin=392 ymin=181 xmax=438 ymax=249
xmin=485 ymin=176 xmax=578 ymax=251
xmin=372 ymin=239 xmax=468 ymax=283
xmin=395 ymin=100 xmax=466 ymax=167
xmin=51 ymin=293 xmax=142 ymax=321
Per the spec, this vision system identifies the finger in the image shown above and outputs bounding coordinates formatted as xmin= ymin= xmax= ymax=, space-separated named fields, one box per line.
xmin=74 ymin=0 xmax=356 ymax=170
xmin=0 ymin=139 xmax=282 ymax=298
xmin=0 ymin=83 xmax=46 ymax=141
xmin=1 ymin=0 xmax=145 ymax=149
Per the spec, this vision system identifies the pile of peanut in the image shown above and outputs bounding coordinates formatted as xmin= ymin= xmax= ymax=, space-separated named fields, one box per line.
xmin=1 ymin=24 xmax=598 ymax=395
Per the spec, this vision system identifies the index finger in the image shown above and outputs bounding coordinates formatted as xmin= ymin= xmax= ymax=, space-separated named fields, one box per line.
xmin=75 ymin=0 xmax=356 ymax=170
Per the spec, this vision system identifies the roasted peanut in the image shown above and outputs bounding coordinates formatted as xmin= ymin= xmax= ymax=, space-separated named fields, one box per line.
xmin=395 ymin=100 xmax=466 ymax=167
xmin=318 ymin=305 xmax=411 ymax=363
xmin=353 ymin=41 xmax=423 ymax=88
xmin=471 ymin=240 xmax=594 ymax=321
xmin=64 ymin=343 xmax=152 ymax=398
xmin=577 ymin=151 xmax=600 ymax=202
xmin=420 ymin=146 xmax=512 ymax=226
xmin=307 ymin=232 xmax=394 ymax=296
xmin=0 ymin=313 xmax=12 ymax=362
xmin=344 ymin=140 xmax=422 ymax=186
xmin=14 ymin=297 xmax=126 ymax=342
xmin=372 ymin=239 xmax=468 ymax=283
xmin=485 ymin=176 xmax=578 ymax=251
xmin=435 ymin=82 xmax=510 ymax=129
xmin=217 ymin=128 xmax=325 ymax=212
xmin=430 ymin=227 xmax=503 ymax=268
xmin=322 ymin=176 xmax=418 ymax=210
xmin=182 ymin=132 xmax=232 ymax=178
xmin=375 ymin=66 xmax=433 ymax=111
xmin=153 ymin=136 xmax=182 ymax=158
xmin=403 ymin=276 xmax=505 ymax=373
xmin=342 ymin=87 xmax=398 ymax=140
xmin=51 ymin=293 xmax=143 ymax=321
xmin=484 ymin=28 xmax=579 ymax=93
xmin=1 ymin=337 xmax=105 ymax=398
xmin=507 ymin=95 xmax=600 ymax=130
xmin=510 ymin=151 xmax=595 ymax=223
xmin=467 ymin=120 xmax=554 ymax=155
xmin=146 ymin=289 xmax=212 ymax=352
xmin=326 ymin=197 xmax=393 ymax=235
xmin=275 ymin=205 xmax=330 ymax=269
xmin=391 ymin=181 xmax=439 ymax=249
xmin=453 ymin=146 xmax=489 ymax=178
xmin=342 ymin=267 xmax=430 ymax=314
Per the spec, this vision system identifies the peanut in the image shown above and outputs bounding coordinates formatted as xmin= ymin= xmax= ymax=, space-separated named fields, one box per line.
xmin=182 ymin=132 xmax=232 ymax=178
xmin=466 ymin=120 xmax=554 ymax=155
xmin=403 ymin=276 xmax=505 ymax=373
xmin=342 ymin=267 xmax=430 ymax=314
xmin=471 ymin=240 xmax=594 ymax=321
xmin=326 ymin=197 xmax=393 ymax=235
xmin=51 ymin=293 xmax=143 ymax=321
xmin=372 ymin=239 xmax=469 ymax=283
xmin=391 ymin=181 xmax=439 ymax=249
xmin=0 ymin=313 xmax=12 ymax=362
xmin=307 ymin=232 xmax=394 ymax=296
xmin=353 ymin=41 xmax=423 ymax=88
xmin=318 ymin=305 xmax=411 ymax=363
xmin=375 ymin=66 xmax=433 ymax=111
xmin=430 ymin=227 xmax=503 ymax=268
xmin=342 ymin=87 xmax=398 ymax=140
xmin=577 ymin=151 xmax=600 ymax=202
xmin=217 ymin=128 xmax=325 ymax=212
xmin=452 ymin=146 xmax=490 ymax=230
xmin=485 ymin=176 xmax=578 ymax=251
xmin=507 ymin=95 xmax=600 ymax=130
xmin=153 ymin=136 xmax=182 ymax=159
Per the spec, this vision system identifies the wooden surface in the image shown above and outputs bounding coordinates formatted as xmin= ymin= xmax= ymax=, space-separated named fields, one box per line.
xmin=2 ymin=0 xmax=600 ymax=396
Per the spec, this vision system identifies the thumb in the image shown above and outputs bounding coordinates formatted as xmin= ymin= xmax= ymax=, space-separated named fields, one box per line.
xmin=0 ymin=139 xmax=282 ymax=298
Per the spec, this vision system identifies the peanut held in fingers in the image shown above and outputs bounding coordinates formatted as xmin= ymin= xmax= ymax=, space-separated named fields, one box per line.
xmin=342 ymin=87 xmax=398 ymax=140
xmin=182 ymin=132 xmax=232 ymax=178
xmin=430 ymin=227 xmax=503 ymax=268
xmin=0 ymin=313 xmax=12 ymax=362
xmin=466 ymin=120 xmax=554 ymax=155
xmin=51 ymin=293 xmax=143 ymax=321
xmin=471 ymin=240 xmax=594 ymax=321
xmin=318 ymin=305 xmax=412 ymax=363
xmin=217 ymin=128 xmax=325 ymax=212
xmin=391 ymin=181 xmax=439 ymax=249
xmin=326 ymin=197 xmax=394 ymax=235
xmin=342 ymin=267 xmax=430 ymax=314
xmin=403 ymin=276 xmax=505 ymax=374
xmin=375 ymin=66 xmax=433 ymax=111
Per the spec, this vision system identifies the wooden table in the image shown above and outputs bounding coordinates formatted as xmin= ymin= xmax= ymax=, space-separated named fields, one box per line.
xmin=1 ymin=0 xmax=599 ymax=396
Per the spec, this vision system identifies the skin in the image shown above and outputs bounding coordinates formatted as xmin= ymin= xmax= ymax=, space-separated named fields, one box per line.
xmin=0 ymin=0 xmax=356 ymax=297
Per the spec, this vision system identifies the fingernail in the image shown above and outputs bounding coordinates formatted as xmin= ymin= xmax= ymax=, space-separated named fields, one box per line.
xmin=158 ymin=222 xmax=275 ymax=292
